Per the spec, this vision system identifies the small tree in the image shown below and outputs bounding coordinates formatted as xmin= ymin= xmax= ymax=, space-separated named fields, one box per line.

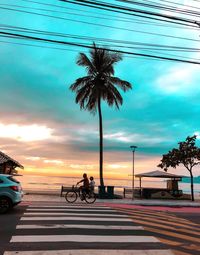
xmin=158 ymin=135 xmax=200 ymax=201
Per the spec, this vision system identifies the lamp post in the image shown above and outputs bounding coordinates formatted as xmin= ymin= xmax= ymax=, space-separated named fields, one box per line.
xmin=130 ymin=145 xmax=137 ymax=200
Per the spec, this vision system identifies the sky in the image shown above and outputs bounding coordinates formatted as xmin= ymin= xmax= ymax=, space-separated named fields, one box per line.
xmin=0 ymin=0 xmax=200 ymax=180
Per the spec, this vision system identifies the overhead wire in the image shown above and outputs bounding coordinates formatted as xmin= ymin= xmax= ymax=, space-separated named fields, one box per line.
xmin=0 ymin=37 xmax=169 ymax=63
xmin=145 ymin=0 xmax=200 ymax=10
xmin=144 ymin=0 xmax=200 ymax=10
xmin=0 ymin=37 xmax=87 ymax=53
xmin=1 ymin=0 xmax=200 ymax=64
xmin=17 ymin=1 xmax=196 ymax=28
xmin=59 ymin=0 xmax=199 ymax=26
xmin=0 ymin=3 xmax=156 ymax=25
xmin=5 ymin=0 xmax=200 ymax=31
xmin=117 ymin=0 xmax=200 ymax=18
xmin=1 ymin=24 xmax=200 ymax=52
xmin=18 ymin=0 xmax=199 ymax=30
xmin=0 ymin=21 xmax=199 ymax=63
xmin=1 ymin=6 xmax=200 ymax=43
xmin=0 ymin=30 xmax=200 ymax=64
xmin=1 ymin=2 xmax=197 ymax=31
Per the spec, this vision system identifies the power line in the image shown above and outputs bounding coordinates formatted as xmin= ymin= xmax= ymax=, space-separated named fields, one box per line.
xmin=1 ymin=6 xmax=200 ymax=43
xmin=0 ymin=3 xmax=154 ymax=26
xmin=117 ymin=0 xmax=200 ymax=18
xmin=144 ymin=0 xmax=200 ymax=11
xmin=150 ymin=0 xmax=200 ymax=9
xmin=1 ymin=24 xmax=200 ymax=52
xmin=18 ymin=0 xmax=199 ymax=30
xmin=1 ymin=1 xmax=200 ymax=64
xmin=60 ymin=0 xmax=199 ymax=27
xmin=0 ymin=37 xmax=85 ymax=52
xmin=0 ymin=37 xmax=169 ymax=63
xmin=2 ymin=2 xmax=197 ymax=31
xmin=0 ymin=30 xmax=200 ymax=64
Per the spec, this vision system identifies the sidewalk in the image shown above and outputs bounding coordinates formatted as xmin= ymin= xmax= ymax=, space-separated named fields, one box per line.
xmin=22 ymin=192 xmax=200 ymax=207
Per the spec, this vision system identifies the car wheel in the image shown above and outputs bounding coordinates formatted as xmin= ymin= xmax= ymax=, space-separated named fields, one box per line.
xmin=0 ymin=197 xmax=12 ymax=214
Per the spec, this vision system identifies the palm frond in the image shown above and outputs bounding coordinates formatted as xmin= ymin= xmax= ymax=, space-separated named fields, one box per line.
xmin=91 ymin=47 xmax=106 ymax=73
xmin=86 ymin=86 xmax=99 ymax=112
xmin=77 ymin=53 xmax=96 ymax=74
xmin=101 ymin=82 xmax=123 ymax=109
xmin=92 ymin=46 xmax=123 ymax=75
xmin=75 ymin=85 xmax=91 ymax=109
xmin=69 ymin=43 xmax=132 ymax=114
xmin=109 ymin=77 xmax=132 ymax=91
xmin=70 ymin=76 xmax=91 ymax=91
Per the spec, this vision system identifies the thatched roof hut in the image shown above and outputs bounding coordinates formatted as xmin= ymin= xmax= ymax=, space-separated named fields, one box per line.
xmin=0 ymin=151 xmax=24 ymax=174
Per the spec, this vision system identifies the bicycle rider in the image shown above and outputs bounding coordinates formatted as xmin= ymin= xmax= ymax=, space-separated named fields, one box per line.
xmin=76 ymin=173 xmax=89 ymax=199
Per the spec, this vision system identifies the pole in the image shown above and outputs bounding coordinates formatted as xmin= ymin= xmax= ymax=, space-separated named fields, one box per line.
xmin=130 ymin=145 xmax=137 ymax=200
xmin=132 ymin=150 xmax=135 ymax=200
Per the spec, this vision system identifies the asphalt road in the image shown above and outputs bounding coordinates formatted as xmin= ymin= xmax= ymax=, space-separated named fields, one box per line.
xmin=1 ymin=201 xmax=199 ymax=255
xmin=108 ymin=205 xmax=200 ymax=255
xmin=0 ymin=204 xmax=27 ymax=255
xmin=173 ymin=212 xmax=200 ymax=225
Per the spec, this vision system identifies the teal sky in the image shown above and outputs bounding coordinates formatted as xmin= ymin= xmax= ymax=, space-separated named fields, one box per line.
xmin=0 ymin=0 xmax=200 ymax=178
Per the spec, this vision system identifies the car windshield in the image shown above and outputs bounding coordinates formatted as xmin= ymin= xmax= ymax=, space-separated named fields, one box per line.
xmin=7 ymin=176 xmax=20 ymax=184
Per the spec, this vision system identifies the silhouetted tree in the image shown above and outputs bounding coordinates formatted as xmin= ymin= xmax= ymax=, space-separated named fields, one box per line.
xmin=70 ymin=44 xmax=132 ymax=187
xmin=158 ymin=135 xmax=200 ymax=201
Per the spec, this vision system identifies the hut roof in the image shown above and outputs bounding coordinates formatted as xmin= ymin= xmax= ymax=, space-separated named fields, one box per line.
xmin=135 ymin=170 xmax=185 ymax=178
xmin=0 ymin=151 xmax=24 ymax=169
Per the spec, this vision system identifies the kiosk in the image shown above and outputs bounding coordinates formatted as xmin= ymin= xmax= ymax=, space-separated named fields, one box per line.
xmin=135 ymin=170 xmax=189 ymax=199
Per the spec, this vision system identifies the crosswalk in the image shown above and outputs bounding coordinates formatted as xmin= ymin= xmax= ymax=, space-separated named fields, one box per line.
xmin=4 ymin=203 xmax=174 ymax=255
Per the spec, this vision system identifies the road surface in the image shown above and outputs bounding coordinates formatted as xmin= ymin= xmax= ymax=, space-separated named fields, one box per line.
xmin=1 ymin=201 xmax=199 ymax=255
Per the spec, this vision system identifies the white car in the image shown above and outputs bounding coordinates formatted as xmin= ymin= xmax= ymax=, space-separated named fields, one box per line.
xmin=0 ymin=174 xmax=23 ymax=213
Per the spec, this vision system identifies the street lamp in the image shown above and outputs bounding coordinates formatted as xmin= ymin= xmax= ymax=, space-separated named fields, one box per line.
xmin=130 ymin=145 xmax=137 ymax=200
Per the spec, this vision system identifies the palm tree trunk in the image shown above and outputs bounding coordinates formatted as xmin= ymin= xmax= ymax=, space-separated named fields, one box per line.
xmin=98 ymin=96 xmax=104 ymax=187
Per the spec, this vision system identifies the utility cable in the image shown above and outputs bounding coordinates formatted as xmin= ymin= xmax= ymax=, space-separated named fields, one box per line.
xmin=1 ymin=6 xmax=200 ymax=43
xmin=60 ymin=0 xmax=199 ymax=26
xmin=0 ymin=30 xmax=200 ymax=64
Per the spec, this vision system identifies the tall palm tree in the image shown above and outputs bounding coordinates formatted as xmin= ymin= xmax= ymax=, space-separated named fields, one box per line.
xmin=70 ymin=44 xmax=132 ymax=187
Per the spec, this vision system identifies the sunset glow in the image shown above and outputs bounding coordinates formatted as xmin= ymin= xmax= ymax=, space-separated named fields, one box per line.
xmin=1 ymin=0 xmax=200 ymax=180
xmin=0 ymin=123 xmax=53 ymax=142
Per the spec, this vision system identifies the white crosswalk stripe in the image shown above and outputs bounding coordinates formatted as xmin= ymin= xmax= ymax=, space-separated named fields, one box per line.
xmin=28 ymin=205 xmax=109 ymax=209
xmin=24 ymin=212 xmax=128 ymax=217
xmin=4 ymin=250 xmax=175 ymax=255
xmin=4 ymin=203 xmax=174 ymax=255
xmin=16 ymin=224 xmax=144 ymax=230
xmin=20 ymin=216 xmax=132 ymax=221
xmin=11 ymin=235 xmax=159 ymax=243
xmin=27 ymin=208 xmax=115 ymax=212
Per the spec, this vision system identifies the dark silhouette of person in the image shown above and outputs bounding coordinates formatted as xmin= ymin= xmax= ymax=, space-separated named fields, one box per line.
xmin=89 ymin=176 xmax=95 ymax=193
xmin=77 ymin=173 xmax=89 ymax=199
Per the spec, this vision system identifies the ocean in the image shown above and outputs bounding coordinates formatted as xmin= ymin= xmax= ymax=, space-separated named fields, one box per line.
xmin=16 ymin=174 xmax=200 ymax=196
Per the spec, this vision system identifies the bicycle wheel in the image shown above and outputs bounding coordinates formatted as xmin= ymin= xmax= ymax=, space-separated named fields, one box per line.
xmin=85 ymin=192 xmax=96 ymax=204
xmin=65 ymin=191 xmax=78 ymax=203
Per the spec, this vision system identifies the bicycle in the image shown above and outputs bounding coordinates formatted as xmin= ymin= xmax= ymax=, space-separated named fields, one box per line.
xmin=65 ymin=185 xmax=96 ymax=204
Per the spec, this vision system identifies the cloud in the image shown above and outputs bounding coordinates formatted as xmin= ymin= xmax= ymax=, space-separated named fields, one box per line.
xmin=155 ymin=65 xmax=200 ymax=95
xmin=194 ymin=132 xmax=200 ymax=140
xmin=104 ymin=131 xmax=165 ymax=145
xmin=69 ymin=164 xmax=94 ymax=170
xmin=44 ymin=159 xmax=64 ymax=165
xmin=25 ymin=156 xmax=41 ymax=161
xmin=0 ymin=123 xmax=54 ymax=142
xmin=107 ymin=164 xmax=128 ymax=169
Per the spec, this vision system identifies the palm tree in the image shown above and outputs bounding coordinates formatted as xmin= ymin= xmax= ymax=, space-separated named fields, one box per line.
xmin=70 ymin=44 xmax=132 ymax=187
